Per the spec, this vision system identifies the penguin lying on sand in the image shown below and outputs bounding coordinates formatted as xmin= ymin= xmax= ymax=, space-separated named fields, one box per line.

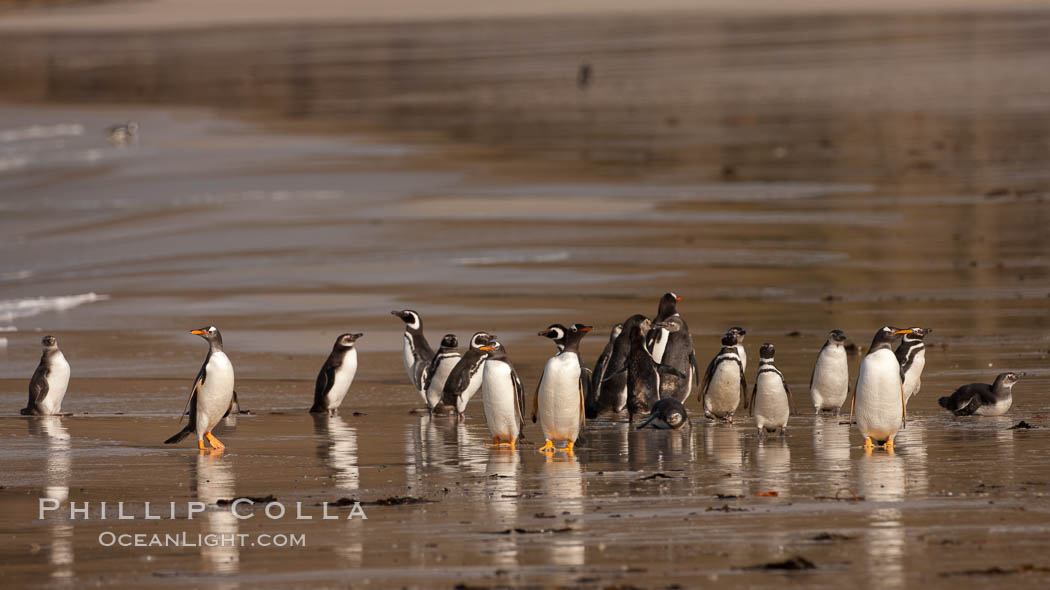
xmin=636 ymin=398 xmax=689 ymax=430
xmin=939 ymin=372 xmax=1021 ymax=416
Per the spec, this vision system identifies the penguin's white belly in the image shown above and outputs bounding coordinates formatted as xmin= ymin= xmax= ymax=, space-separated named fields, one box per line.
xmin=705 ymin=362 xmax=741 ymax=417
xmin=754 ymin=373 xmax=790 ymax=430
xmin=425 ymin=356 xmax=460 ymax=409
xmin=196 ymin=352 xmax=235 ymax=435
xmin=810 ymin=348 xmax=848 ymax=409
xmin=326 ymin=350 xmax=358 ymax=410
xmin=975 ymin=396 xmax=1012 ymax=416
xmin=649 ymin=328 xmax=669 ymax=363
xmin=538 ymin=354 xmax=581 ymax=442
xmin=902 ymin=351 xmax=926 ymax=402
xmin=855 ymin=350 xmax=903 ymax=440
xmin=41 ymin=353 xmax=70 ymax=414
xmin=482 ymin=362 xmax=519 ymax=441
xmin=455 ymin=363 xmax=486 ymax=414
xmin=737 ymin=346 xmax=747 ymax=372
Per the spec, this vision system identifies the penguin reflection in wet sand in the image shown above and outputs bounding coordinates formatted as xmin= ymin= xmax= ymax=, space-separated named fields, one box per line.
xmin=851 ymin=327 xmax=912 ymax=450
xmin=391 ymin=310 xmax=434 ymax=406
xmin=751 ymin=343 xmax=792 ymax=436
xmin=636 ymin=398 xmax=689 ymax=430
xmin=165 ymin=327 xmax=235 ymax=451
xmin=540 ymin=323 xmax=592 ymax=406
xmin=939 ymin=372 xmax=1021 ymax=416
xmin=651 ymin=316 xmax=701 ymax=403
xmin=896 ymin=327 xmax=932 ymax=405
xmin=481 ymin=341 xmax=526 ymax=447
xmin=810 ymin=330 xmax=849 ymax=415
xmin=310 ymin=333 xmax=362 ymax=416
xmin=533 ymin=323 xmax=591 ymax=455
xmin=421 ymin=334 xmax=460 ymax=411
xmin=700 ymin=332 xmax=747 ymax=423
xmin=433 ymin=332 xmax=494 ymax=417
xmin=21 ymin=335 xmax=71 ymax=416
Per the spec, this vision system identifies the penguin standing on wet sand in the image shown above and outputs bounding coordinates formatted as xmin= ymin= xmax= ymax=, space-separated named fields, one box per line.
xmin=636 ymin=398 xmax=689 ymax=430
xmin=810 ymin=330 xmax=849 ymax=414
xmin=751 ymin=343 xmax=792 ymax=436
xmin=700 ymin=332 xmax=747 ymax=422
xmin=481 ymin=341 xmax=526 ymax=447
xmin=433 ymin=332 xmax=495 ymax=417
xmin=627 ymin=317 xmax=661 ymax=419
xmin=391 ymin=310 xmax=434 ymax=406
xmin=540 ymin=323 xmax=593 ymax=407
xmin=310 ymin=333 xmax=363 ymax=416
xmin=593 ymin=314 xmax=648 ymax=417
xmin=850 ymin=327 xmax=912 ymax=450
xmin=21 ymin=335 xmax=71 ymax=416
xmin=896 ymin=327 xmax=932 ymax=405
xmin=727 ymin=327 xmax=748 ymax=370
xmin=939 ymin=372 xmax=1021 ymax=416
xmin=645 ymin=292 xmax=681 ymax=363
xmin=652 ymin=316 xmax=701 ymax=402
xmin=588 ymin=323 xmax=623 ymax=417
xmin=421 ymin=334 xmax=460 ymax=410
xmin=164 ymin=326 xmax=235 ymax=451
xmin=533 ymin=323 xmax=591 ymax=455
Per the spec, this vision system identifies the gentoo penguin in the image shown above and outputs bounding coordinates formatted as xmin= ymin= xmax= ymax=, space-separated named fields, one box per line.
xmin=480 ymin=341 xmax=526 ymax=447
xmin=540 ymin=323 xmax=593 ymax=407
xmin=727 ymin=327 xmax=748 ymax=370
xmin=645 ymin=292 xmax=681 ymax=363
xmin=532 ymin=324 xmax=591 ymax=454
xmin=636 ymin=398 xmax=689 ymax=430
xmin=309 ymin=333 xmax=363 ymax=416
xmin=21 ymin=335 xmax=71 ymax=416
xmin=588 ymin=323 xmax=623 ymax=417
xmin=420 ymin=334 xmax=460 ymax=410
xmin=107 ymin=121 xmax=138 ymax=145
xmin=896 ymin=327 xmax=932 ymax=405
xmin=433 ymin=332 xmax=495 ymax=417
xmin=593 ymin=315 xmax=648 ymax=417
xmin=700 ymin=332 xmax=747 ymax=422
xmin=809 ymin=330 xmax=849 ymax=414
xmin=391 ymin=310 xmax=434 ymax=406
xmin=164 ymin=326 xmax=236 ymax=451
xmin=750 ymin=343 xmax=792 ymax=436
xmin=938 ymin=372 xmax=1021 ymax=416
xmin=851 ymin=327 xmax=911 ymax=450
xmin=651 ymin=316 xmax=701 ymax=403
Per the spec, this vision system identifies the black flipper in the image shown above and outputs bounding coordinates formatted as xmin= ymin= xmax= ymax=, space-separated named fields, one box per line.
xmin=737 ymin=359 xmax=749 ymax=410
xmin=24 ymin=362 xmax=49 ymax=415
xmin=690 ymin=351 xmax=700 ymax=388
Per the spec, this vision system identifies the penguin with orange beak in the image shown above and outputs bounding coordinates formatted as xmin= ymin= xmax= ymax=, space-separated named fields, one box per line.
xmin=851 ymin=327 xmax=912 ymax=450
xmin=164 ymin=326 xmax=235 ymax=452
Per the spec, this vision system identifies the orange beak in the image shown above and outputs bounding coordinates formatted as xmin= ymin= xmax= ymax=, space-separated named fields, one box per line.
xmin=894 ymin=329 xmax=913 ymax=335
xmin=675 ymin=296 xmax=681 ymax=301
xmin=579 ymin=326 xmax=593 ymax=333
xmin=479 ymin=346 xmax=494 ymax=352
xmin=190 ymin=330 xmax=207 ymax=335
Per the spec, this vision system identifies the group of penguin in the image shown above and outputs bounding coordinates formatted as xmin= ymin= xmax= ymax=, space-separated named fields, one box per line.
xmin=17 ymin=292 xmax=1024 ymax=455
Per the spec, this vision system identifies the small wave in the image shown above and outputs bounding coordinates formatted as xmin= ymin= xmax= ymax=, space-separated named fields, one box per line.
xmin=454 ymin=251 xmax=571 ymax=266
xmin=0 ymin=123 xmax=84 ymax=143
xmin=0 ymin=270 xmax=33 ymax=281
xmin=0 ymin=292 xmax=109 ymax=323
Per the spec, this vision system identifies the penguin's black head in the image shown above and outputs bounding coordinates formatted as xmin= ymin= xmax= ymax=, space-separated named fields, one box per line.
xmin=994 ymin=372 xmax=1022 ymax=389
xmin=41 ymin=335 xmax=58 ymax=348
xmin=656 ymin=398 xmax=688 ymax=429
xmin=391 ymin=310 xmax=422 ymax=331
xmin=828 ymin=329 xmax=847 ymax=343
xmin=335 ymin=333 xmax=363 ymax=348
xmin=759 ymin=343 xmax=775 ymax=359
xmin=440 ymin=334 xmax=458 ymax=348
xmin=191 ymin=326 xmax=220 ymax=340
xmin=470 ymin=332 xmax=495 ymax=349
xmin=656 ymin=292 xmax=681 ymax=318
xmin=570 ymin=323 xmax=593 ymax=335
xmin=538 ymin=324 xmax=567 ymax=342
xmin=721 ymin=333 xmax=737 ymax=347
xmin=727 ymin=326 xmax=746 ymax=341
xmin=869 ymin=326 xmax=910 ymax=351
xmin=903 ymin=327 xmax=932 ymax=341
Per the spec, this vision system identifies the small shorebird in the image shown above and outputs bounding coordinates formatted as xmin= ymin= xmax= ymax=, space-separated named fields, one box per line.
xmin=106 ymin=121 xmax=138 ymax=145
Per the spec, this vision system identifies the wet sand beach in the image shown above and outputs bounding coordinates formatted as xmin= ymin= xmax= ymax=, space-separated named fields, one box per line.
xmin=1 ymin=2 xmax=1050 ymax=588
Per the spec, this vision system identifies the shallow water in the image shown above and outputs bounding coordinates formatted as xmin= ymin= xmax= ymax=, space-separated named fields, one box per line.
xmin=1 ymin=6 xmax=1050 ymax=589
